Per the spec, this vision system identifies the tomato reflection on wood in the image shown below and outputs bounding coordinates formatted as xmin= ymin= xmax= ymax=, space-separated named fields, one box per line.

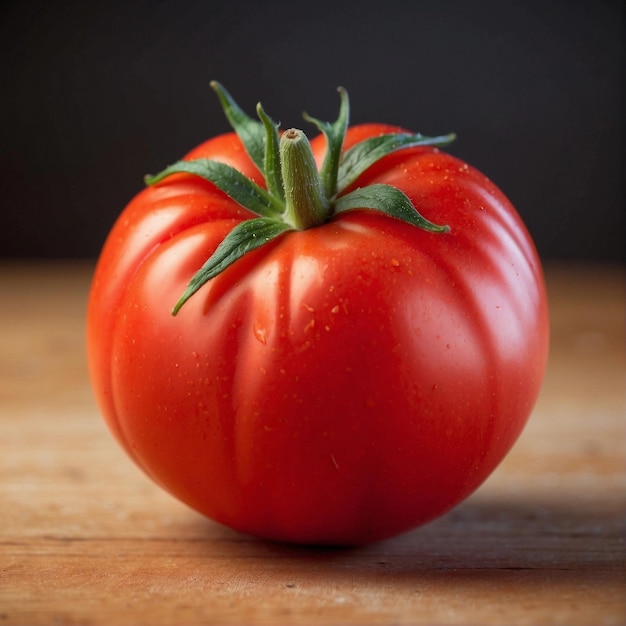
xmin=86 ymin=82 xmax=549 ymax=545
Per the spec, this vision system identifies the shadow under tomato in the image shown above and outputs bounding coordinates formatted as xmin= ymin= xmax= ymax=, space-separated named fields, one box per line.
xmin=185 ymin=489 xmax=623 ymax=575
xmin=155 ymin=489 xmax=624 ymax=625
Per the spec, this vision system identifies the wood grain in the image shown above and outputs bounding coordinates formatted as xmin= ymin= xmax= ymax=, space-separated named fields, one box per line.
xmin=1 ymin=260 xmax=624 ymax=625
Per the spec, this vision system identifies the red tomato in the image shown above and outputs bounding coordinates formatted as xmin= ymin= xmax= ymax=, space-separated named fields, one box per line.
xmin=87 ymin=87 xmax=548 ymax=545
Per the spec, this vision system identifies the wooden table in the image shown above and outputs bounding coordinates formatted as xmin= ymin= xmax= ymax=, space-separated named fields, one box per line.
xmin=1 ymin=260 xmax=624 ymax=625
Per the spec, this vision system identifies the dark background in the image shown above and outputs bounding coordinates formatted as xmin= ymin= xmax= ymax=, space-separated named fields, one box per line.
xmin=1 ymin=0 xmax=623 ymax=261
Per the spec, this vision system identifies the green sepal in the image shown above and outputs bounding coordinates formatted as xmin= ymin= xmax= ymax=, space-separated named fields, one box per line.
xmin=334 ymin=183 xmax=450 ymax=233
xmin=172 ymin=217 xmax=291 ymax=315
xmin=144 ymin=82 xmax=457 ymax=314
xmin=145 ymin=159 xmax=282 ymax=218
xmin=256 ymin=103 xmax=285 ymax=203
xmin=337 ymin=132 xmax=457 ymax=192
xmin=303 ymin=87 xmax=349 ymax=199
xmin=210 ymin=81 xmax=266 ymax=173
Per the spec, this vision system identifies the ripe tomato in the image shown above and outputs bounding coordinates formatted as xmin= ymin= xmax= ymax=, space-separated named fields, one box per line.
xmin=87 ymin=84 xmax=548 ymax=545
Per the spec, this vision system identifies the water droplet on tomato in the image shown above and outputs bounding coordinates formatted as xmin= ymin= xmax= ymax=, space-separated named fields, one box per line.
xmin=253 ymin=322 xmax=267 ymax=344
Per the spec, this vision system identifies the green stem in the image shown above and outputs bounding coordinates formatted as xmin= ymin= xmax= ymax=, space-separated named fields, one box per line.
xmin=280 ymin=128 xmax=329 ymax=230
xmin=144 ymin=82 xmax=455 ymax=313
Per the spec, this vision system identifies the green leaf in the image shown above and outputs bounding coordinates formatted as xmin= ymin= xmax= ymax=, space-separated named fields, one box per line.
xmin=256 ymin=102 xmax=285 ymax=203
xmin=337 ymin=132 xmax=456 ymax=192
xmin=149 ymin=82 xmax=455 ymax=314
xmin=145 ymin=159 xmax=282 ymax=218
xmin=303 ymin=87 xmax=350 ymax=199
xmin=334 ymin=184 xmax=450 ymax=233
xmin=210 ymin=81 xmax=266 ymax=173
xmin=172 ymin=217 xmax=291 ymax=315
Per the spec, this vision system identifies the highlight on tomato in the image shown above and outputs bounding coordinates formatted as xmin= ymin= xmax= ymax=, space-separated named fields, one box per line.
xmin=87 ymin=81 xmax=549 ymax=545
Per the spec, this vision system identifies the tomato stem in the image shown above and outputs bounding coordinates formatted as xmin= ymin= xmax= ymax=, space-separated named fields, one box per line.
xmin=280 ymin=128 xmax=329 ymax=230
xmin=144 ymin=82 xmax=456 ymax=313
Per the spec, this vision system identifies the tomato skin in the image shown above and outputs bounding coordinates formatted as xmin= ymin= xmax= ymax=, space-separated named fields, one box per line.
xmin=87 ymin=124 xmax=549 ymax=545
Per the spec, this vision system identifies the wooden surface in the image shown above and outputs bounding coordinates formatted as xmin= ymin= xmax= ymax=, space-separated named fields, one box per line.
xmin=1 ymin=260 xmax=624 ymax=625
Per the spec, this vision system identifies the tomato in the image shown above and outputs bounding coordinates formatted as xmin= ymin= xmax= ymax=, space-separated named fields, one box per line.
xmin=87 ymin=83 xmax=549 ymax=545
